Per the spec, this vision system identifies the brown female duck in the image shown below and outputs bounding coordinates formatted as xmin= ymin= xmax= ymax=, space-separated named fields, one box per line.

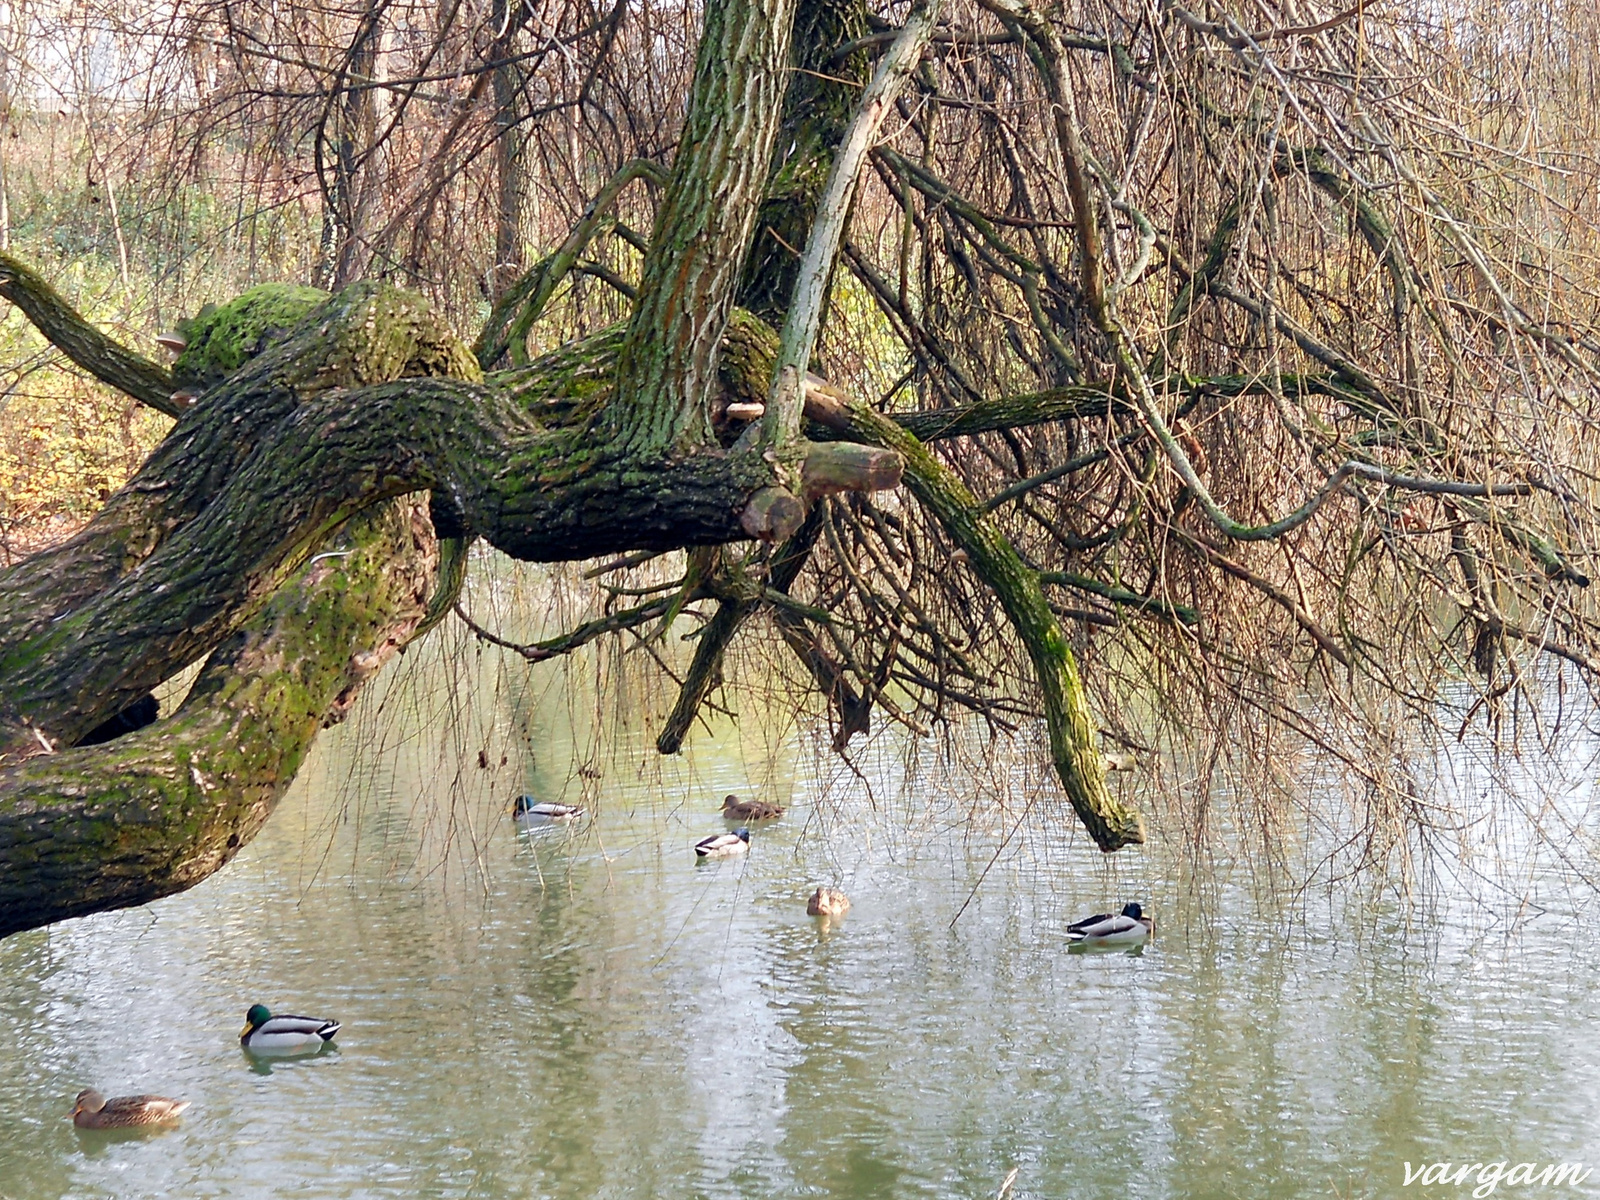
xmin=721 ymin=794 xmax=785 ymax=821
xmin=71 ymin=1088 xmax=190 ymax=1129
xmin=807 ymin=887 xmax=851 ymax=917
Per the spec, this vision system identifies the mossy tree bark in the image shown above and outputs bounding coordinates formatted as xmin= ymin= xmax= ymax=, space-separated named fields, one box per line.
xmin=0 ymin=499 xmax=438 ymax=936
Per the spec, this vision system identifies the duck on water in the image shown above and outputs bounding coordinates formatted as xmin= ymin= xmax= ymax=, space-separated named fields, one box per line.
xmin=240 ymin=1004 xmax=341 ymax=1053
xmin=71 ymin=1089 xmax=189 ymax=1129
xmin=1066 ymin=903 xmax=1155 ymax=947
xmin=513 ymin=795 xmax=586 ymax=823
xmin=695 ymin=828 xmax=751 ymax=858
xmin=720 ymin=794 xmax=784 ymax=821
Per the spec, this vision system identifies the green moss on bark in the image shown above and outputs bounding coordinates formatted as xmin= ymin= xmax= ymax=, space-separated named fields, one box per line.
xmin=0 ymin=497 xmax=437 ymax=937
xmin=173 ymin=284 xmax=331 ymax=391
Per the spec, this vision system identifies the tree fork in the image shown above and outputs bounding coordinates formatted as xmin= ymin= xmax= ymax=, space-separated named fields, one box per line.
xmin=658 ymin=0 xmax=890 ymax=751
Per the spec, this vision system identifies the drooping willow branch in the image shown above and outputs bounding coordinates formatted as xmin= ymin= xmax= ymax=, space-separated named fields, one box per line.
xmin=806 ymin=387 xmax=1143 ymax=850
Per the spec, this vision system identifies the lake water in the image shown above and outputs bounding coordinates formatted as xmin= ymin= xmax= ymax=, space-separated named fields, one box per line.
xmin=3 ymin=572 xmax=1599 ymax=1199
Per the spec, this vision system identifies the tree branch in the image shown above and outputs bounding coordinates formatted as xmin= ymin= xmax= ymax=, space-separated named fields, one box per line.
xmin=0 ymin=497 xmax=437 ymax=936
xmin=759 ymin=0 xmax=944 ymax=450
xmin=612 ymin=0 xmax=800 ymax=456
xmin=808 ymin=391 xmax=1144 ymax=850
xmin=474 ymin=158 xmax=666 ymax=369
xmin=0 ymin=251 xmax=180 ymax=416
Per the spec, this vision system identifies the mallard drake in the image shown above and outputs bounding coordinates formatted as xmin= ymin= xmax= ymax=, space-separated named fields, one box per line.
xmin=695 ymin=828 xmax=750 ymax=858
xmin=239 ymin=1004 xmax=340 ymax=1052
xmin=1067 ymin=902 xmax=1154 ymax=945
xmin=721 ymin=794 xmax=784 ymax=821
xmin=513 ymin=795 xmax=585 ymax=822
xmin=71 ymin=1089 xmax=189 ymax=1129
xmin=806 ymin=887 xmax=850 ymax=917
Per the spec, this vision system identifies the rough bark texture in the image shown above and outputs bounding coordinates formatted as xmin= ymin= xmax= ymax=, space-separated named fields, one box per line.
xmin=0 ymin=267 xmax=1117 ymax=838
xmin=655 ymin=0 xmax=889 ymax=749
xmin=0 ymin=497 xmax=437 ymax=937
xmin=169 ymin=284 xmax=330 ymax=392
xmin=0 ymin=283 xmax=468 ymax=659
xmin=2 ymin=284 xmax=898 ymax=747
xmin=611 ymin=0 xmax=798 ymax=455
xmin=0 ymin=284 xmax=479 ymax=756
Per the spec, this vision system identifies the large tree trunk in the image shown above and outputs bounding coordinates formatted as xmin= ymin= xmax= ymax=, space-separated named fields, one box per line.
xmin=0 ymin=499 xmax=438 ymax=936
xmin=609 ymin=0 xmax=796 ymax=456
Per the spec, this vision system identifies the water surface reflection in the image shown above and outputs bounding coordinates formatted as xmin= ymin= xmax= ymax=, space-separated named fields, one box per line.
xmin=2 ymin=635 xmax=1598 ymax=1198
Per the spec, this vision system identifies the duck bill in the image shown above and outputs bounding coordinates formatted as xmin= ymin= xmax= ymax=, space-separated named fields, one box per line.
xmin=238 ymin=1023 xmax=252 ymax=1039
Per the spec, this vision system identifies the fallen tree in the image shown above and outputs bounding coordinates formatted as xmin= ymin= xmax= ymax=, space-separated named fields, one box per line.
xmin=4 ymin=0 xmax=1600 ymax=935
